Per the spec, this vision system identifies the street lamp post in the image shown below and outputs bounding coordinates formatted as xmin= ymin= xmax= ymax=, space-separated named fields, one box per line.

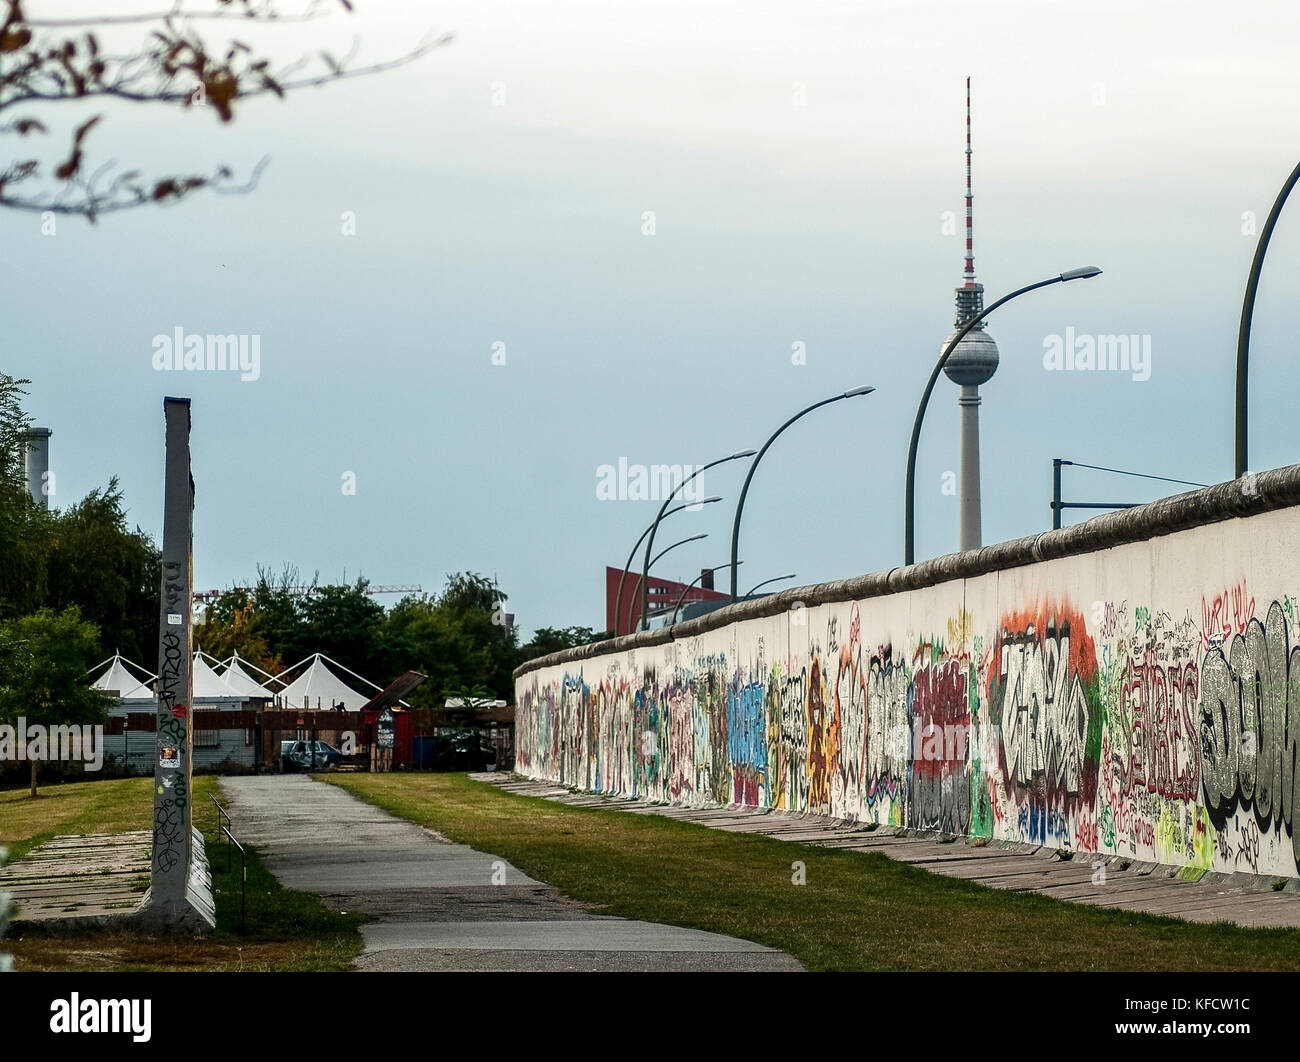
xmin=743 ymin=573 xmax=797 ymax=599
xmin=640 ymin=451 xmax=755 ymax=632
xmin=668 ymin=562 xmax=741 ymax=625
xmin=613 ymin=496 xmax=721 ymax=636
xmin=1235 ymin=159 xmax=1300 ymax=479
xmin=636 ymin=533 xmax=708 ymax=630
xmin=904 ymin=267 xmax=1102 ymax=565
xmin=729 ymin=388 xmax=875 ymax=600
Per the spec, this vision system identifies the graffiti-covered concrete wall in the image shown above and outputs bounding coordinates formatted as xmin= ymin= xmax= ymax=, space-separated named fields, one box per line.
xmin=515 ymin=468 xmax=1300 ymax=879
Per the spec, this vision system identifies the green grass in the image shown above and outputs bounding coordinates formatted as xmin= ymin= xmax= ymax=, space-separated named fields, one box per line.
xmin=0 ymin=776 xmax=157 ymax=862
xmin=1 ymin=775 xmax=365 ymax=971
xmin=325 ymin=772 xmax=1300 ymax=972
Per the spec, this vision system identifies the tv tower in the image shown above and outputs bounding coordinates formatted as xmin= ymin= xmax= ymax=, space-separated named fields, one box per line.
xmin=942 ymin=76 xmax=999 ymax=553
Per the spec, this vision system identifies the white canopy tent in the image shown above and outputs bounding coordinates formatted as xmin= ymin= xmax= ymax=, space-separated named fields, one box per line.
xmin=273 ymin=653 xmax=373 ymax=711
xmin=218 ymin=654 xmax=276 ymax=700
xmin=89 ymin=652 xmax=154 ymax=695
xmin=191 ymin=651 xmax=244 ymax=700
xmin=113 ymin=651 xmax=247 ymax=703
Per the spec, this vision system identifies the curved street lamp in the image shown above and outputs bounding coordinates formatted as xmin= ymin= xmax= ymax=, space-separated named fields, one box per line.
xmin=904 ymin=266 xmax=1102 ymax=565
xmin=743 ymin=573 xmax=796 ymax=599
xmin=640 ymin=450 xmax=755 ymax=632
xmin=668 ymin=561 xmax=741 ymax=625
xmin=1236 ymin=160 xmax=1300 ymax=478
xmin=637 ymin=532 xmax=708 ymax=630
xmin=614 ymin=496 xmax=721 ymax=635
xmin=729 ymin=387 xmax=875 ymax=600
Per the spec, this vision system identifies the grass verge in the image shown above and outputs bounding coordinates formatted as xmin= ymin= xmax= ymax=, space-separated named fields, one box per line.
xmin=1 ymin=775 xmax=364 ymax=971
xmin=325 ymin=772 xmax=1300 ymax=972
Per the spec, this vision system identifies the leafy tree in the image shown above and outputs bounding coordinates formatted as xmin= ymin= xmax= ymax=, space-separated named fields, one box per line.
xmin=0 ymin=606 xmax=110 ymax=797
xmin=0 ymin=374 xmax=52 ymax=619
xmin=383 ymin=594 xmax=468 ymax=709
xmin=518 ymin=625 xmax=603 ymax=662
xmin=439 ymin=572 xmax=503 ymax=615
xmin=250 ymin=563 xmax=313 ymax=666
xmin=437 ymin=573 xmax=517 ymax=700
xmin=183 ymin=568 xmax=525 ymax=708
xmin=0 ymin=372 xmax=30 ymax=485
xmin=297 ymin=578 xmax=386 ymax=678
xmin=377 ymin=574 xmax=516 ymax=708
xmin=193 ymin=586 xmax=280 ymax=675
xmin=0 ymin=1 xmax=448 ymax=220
xmin=43 ymin=480 xmax=159 ymax=662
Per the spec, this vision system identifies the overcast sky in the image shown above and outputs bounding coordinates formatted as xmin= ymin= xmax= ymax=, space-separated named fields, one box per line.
xmin=7 ymin=0 xmax=1300 ymax=638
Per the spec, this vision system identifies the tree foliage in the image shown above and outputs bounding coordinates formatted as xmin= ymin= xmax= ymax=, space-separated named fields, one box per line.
xmin=519 ymin=625 xmax=605 ymax=660
xmin=0 ymin=605 xmax=110 ymax=796
xmin=0 ymin=379 xmax=160 ymax=659
xmin=41 ymin=481 xmax=159 ymax=662
xmin=196 ymin=571 xmax=521 ymax=707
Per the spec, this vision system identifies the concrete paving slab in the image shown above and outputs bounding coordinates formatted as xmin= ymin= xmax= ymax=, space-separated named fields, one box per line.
xmin=1037 ymin=875 xmax=1193 ymax=899
xmin=0 ymin=831 xmax=152 ymax=927
xmin=220 ymin=776 xmax=540 ymax=890
xmin=221 ymin=775 xmax=802 ymax=973
xmin=810 ymin=835 xmax=940 ymax=850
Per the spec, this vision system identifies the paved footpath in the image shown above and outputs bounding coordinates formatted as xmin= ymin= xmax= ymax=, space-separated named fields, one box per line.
xmin=219 ymin=775 xmax=801 ymax=972
xmin=477 ymin=775 xmax=1300 ymax=929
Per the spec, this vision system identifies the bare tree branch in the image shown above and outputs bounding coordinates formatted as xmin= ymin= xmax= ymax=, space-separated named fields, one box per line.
xmin=24 ymin=0 xmax=337 ymax=28
xmin=0 ymin=0 xmax=445 ymax=219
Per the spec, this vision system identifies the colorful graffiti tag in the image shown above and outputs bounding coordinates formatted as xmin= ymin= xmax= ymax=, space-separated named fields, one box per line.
xmin=517 ymin=575 xmax=1300 ymax=879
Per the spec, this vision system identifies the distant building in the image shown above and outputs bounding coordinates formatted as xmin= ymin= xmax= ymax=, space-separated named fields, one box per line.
xmin=605 ymin=565 xmax=729 ymax=636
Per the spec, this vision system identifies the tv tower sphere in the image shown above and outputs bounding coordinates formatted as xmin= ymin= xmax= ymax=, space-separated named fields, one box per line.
xmin=941 ymin=310 xmax=1000 ymax=386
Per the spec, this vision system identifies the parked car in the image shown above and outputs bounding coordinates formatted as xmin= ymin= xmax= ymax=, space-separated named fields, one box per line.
xmin=280 ymin=739 xmax=343 ymax=772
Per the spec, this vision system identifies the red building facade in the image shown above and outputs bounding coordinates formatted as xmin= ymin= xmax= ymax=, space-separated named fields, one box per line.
xmin=605 ymin=565 xmax=729 ymax=637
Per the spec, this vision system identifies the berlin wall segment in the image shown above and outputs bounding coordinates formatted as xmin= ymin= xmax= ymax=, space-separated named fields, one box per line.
xmin=514 ymin=467 xmax=1300 ymax=880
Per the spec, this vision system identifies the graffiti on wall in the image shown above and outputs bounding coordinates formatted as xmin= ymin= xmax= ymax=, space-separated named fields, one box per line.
xmin=516 ymin=576 xmax=1300 ymax=878
xmin=1200 ymin=600 xmax=1300 ymax=866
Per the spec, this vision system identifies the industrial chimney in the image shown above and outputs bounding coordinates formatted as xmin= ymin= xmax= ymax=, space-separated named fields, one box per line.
xmin=21 ymin=426 xmax=51 ymax=508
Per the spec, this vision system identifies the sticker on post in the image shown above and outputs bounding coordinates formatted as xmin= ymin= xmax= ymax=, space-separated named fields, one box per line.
xmin=167 ymin=613 xmax=183 ymax=625
xmin=160 ymin=746 xmax=179 ymax=769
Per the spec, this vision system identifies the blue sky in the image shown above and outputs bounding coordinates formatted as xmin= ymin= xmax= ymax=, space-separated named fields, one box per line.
xmin=6 ymin=0 xmax=1300 ymax=637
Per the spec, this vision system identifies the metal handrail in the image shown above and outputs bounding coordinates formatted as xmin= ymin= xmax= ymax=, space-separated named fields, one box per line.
xmin=220 ymin=824 xmax=246 ymax=930
xmin=208 ymin=793 xmax=231 ymax=865
xmin=209 ymin=793 xmax=245 ymax=930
